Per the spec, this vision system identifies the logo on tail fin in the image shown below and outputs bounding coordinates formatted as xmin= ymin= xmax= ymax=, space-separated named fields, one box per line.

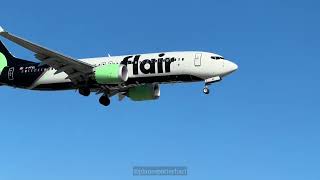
xmin=0 ymin=52 xmax=8 ymax=74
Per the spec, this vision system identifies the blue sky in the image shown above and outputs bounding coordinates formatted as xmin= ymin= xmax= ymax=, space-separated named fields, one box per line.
xmin=0 ymin=0 xmax=319 ymax=179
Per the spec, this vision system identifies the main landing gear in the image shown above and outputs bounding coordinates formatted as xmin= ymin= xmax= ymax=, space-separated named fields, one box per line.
xmin=79 ymin=88 xmax=91 ymax=96
xmin=78 ymin=87 xmax=111 ymax=106
xmin=99 ymin=95 xmax=111 ymax=106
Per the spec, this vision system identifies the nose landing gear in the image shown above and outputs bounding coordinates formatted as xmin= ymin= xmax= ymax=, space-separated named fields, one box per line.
xmin=203 ymin=85 xmax=210 ymax=95
xmin=203 ymin=76 xmax=221 ymax=95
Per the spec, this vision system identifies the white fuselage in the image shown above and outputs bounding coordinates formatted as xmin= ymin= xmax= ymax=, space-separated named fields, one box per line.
xmin=33 ymin=51 xmax=237 ymax=88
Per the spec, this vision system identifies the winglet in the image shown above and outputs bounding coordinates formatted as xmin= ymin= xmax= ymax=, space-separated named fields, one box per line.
xmin=0 ymin=26 xmax=5 ymax=34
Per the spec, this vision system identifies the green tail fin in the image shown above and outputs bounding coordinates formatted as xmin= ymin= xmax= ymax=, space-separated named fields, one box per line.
xmin=0 ymin=41 xmax=10 ymax=74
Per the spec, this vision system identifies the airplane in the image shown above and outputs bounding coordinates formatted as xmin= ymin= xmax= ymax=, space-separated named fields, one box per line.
xmin=0 ymin=26 xmax=238 ymax=106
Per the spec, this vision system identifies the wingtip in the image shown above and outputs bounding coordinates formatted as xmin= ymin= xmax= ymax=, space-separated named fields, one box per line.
xmin=0 ymin=26 xmax=5 ymax=33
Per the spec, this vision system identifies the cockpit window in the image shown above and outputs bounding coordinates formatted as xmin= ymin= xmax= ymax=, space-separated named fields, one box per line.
xmin=211 ymin=56 xmax=224 ymax=60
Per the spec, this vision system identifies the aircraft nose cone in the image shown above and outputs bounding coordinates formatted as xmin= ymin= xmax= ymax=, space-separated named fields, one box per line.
xmin=229 ymin=61 xmax=238 ymax=72
xmin=223 ymin=60 xmax=238 ymax=75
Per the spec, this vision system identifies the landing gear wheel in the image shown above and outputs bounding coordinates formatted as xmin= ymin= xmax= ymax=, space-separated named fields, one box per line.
xmin=79 ymin=88 xmax=90 ymax=96
xmin=203 ymin=87 xmax=210 ymax=94
xmin=99 ymin=95 xmax=111 ymax=106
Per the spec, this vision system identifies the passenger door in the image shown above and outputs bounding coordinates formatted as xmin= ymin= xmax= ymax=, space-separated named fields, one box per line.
xmin=194 ymin=53 xmax=202 ymax=67
xmin=8 ymin=67 xmax=14 ymax=80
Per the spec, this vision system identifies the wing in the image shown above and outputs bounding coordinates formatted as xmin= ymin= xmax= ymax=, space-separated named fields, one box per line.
xmin=0 ymin=26 xmax=141 ymax=98
xmin=0 ymin=26 xmax=94 ymax=84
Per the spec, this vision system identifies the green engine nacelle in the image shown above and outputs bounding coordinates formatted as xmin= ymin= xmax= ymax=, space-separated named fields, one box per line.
xmin=127 ymin=84 xmax=160 ymax=101
xmin=94 ymin=64 xmax=128 ymax=84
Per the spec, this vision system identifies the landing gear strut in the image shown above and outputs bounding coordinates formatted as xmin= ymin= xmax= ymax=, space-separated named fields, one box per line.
xmin=79 ymin=88 xmax=90 ymax=96
xmin=99 ymin=95 xmax=110 ymax=106
xmin=202 ymin=76 xmax=221 ymax=95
